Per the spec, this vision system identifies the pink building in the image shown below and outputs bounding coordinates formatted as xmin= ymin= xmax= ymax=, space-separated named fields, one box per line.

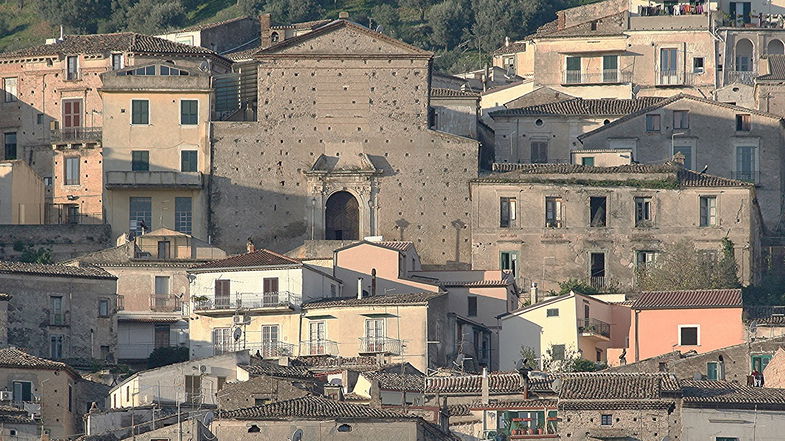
xmin=628 ymin=289 xmax=745 ymax=363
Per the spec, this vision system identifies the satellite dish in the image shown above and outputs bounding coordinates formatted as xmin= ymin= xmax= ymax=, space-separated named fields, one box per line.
xmin=375 ymin=25 xmax=384 ymax=33
xmin=290 ymin=429 xmax=303 ymax=441
xmin=550 ymin=378 xmax=562 ymax=394
xmin=233 ymin=327 xmax=243 ymax=342
xmin=203 ymin=411 xmax=214 ymax=426
xmin=200 ymin=365 xmax=207 ymax=374
xmin=199 ymin=60 xmax=209 ymax=72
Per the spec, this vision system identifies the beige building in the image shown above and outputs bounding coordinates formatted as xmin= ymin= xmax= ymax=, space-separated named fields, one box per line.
xmin=579 ymin=94 xmax=785 ymax=231
xmin=0 ymin=159 xmax=44 ymax=224
xmin=470 ymin=162 xmax=761 ymax=292
xmin=100 ymin=62 xmax=212 ymax=241
xmin=429 ymin=88 xmax=480 ymax=139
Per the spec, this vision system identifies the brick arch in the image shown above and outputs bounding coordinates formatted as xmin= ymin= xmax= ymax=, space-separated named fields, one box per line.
xmin=325 ymin=191 xmax=360 ymax=240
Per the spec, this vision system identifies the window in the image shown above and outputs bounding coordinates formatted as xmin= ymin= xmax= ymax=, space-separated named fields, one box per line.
xmin=752 ymin=354 xmax=772 ymax=372
xmin=175 ymin=197 xmax=192 ymax=235
xmin=500 ymin=197 xmax=516 ymax=228
xmin=468 ymin=296 xmax=478 ymax=317
xmin=12 ymin=381 xmax=32 ymax=402
xmin=99 ymin=299 xmax=110 ymax=317
xmin=50 ymin=334 xmax=64 ymax=359
xmin=214 ymin=280 xmax=230 ymax=308
xmin=707 ymin=361 xmax=724 ymax=380
xmin=551 ymin=344 xmax=566 ymax=361
xmin=51 ymin=296 xmax=64 ymax=325
xmin=131 ymin=99 xmax=149 ymax=125
xmin=545 ymin=197 xmax=562 ymax=228
xmin=65 ymin=204 xmax=79 ymax=224
xmin=111 ymin=53 xmax=123 ymax=70
xmin=3 ymin=77 xmax=17 ymax=102
xmin=700 ymin=196 xmax=717 ymax=227
xmin=603 ymin=55 xmax=618 ymax=82
xmin=309 ymin=321 xmax=327 ymax=355
xmin=131 ymin=150 xmax=149 ymax=171
xmin=155 ymin=276 xmax=170 ymax=296
xmin=185 ymin=375 xmax=202 ymax=404
xmin=64 ymin=156 xmax=80 ymax=185
xmin=66 ymin=56 xmax=79 ymax=80
xmin=693 ymin=57 xmax=705 ymax=73
xmin=37 ymin=113 xmax=44 ymax=124
xmin=62 ymin=99 xmax=82 ymax=128
xmin=180 ymin=100 xmax=198 ymax=125
xmin=736 ymin=146 xmax=756 ymax=182
xmin=636 ymin=250 xmax=658 ymax=269
xmin=546 ymin=308 xmax=559 ymax=317
xmin=581 ymin=157 xmax=595 ymax=166
xmin=679 ymin=325 xmax=699 ymax=346
xmin=212 ymin=327 xmax=232 ymax=355
xmin=261 ymin=324 xmax=279 ymax=357
xmin=531 ymin=141 xmax=548 ymax=163
xmin=601 ymin=414 xmax=612 ymax=426
xmin=589 ymin=196 xmax=607 ymax=227
xmin=660 ymin=48 xmax=678 ymax=84
xmin=263 ymin=277 xmax=279 ymax=305
xmin=129 ymin=197 xmax=152 ymax=236
xmin=500 ymin=251 xmax=518 ymax=277
xmin=364 ymin=319 xmax=385 ymax=352
xmin=565 ymin=56 xmax=581 ymax=83
xmin=645 ymin=114 xmax=661 ymax=132
xmin=673 ymin=145 xmax=693 ymax=170
xmin=634 ymin=196 xmax=652 ymax=226
xmin=590 ymin=252 xmax=606 ymax=287
xmin=673 ymin=110 xmax=689 ymax=129
xmin=4 ymin=132 xmax=16 ymax=160
xmin=735 ymin=114 xmax=751 ymax=131
xmin=181 ymin=150 xmax=198 ymax=172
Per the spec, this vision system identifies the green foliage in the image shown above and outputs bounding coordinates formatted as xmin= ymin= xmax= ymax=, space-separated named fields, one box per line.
xmin=558 ymin=278 xmax=598 ymax=295
xmin=126 ymin=0 xmax=187 ymax=34
xmin=518 ymin=345 xmax=538 ymax=369
xmin=635 ymin=239 xmax=740 ymax=291
xmin=573 ymin=358 xmax=606 ymax=372
xmin=147 ymin=346 xmax=189 ymax=369
xmin=14 ymin=242 xmax=52 ymax=264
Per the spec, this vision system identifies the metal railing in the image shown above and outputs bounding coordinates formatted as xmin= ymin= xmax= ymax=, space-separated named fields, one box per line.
xmin=726 ymin=71 xmax=755 ymax=85
xmin=45 ymin=205 xmax=104 ymax=225
xmin=359 ymin=337 xmax=403 ymax=355
xmin=193 ymin=291 xmax=301 ymax=311
xmin=656 ymin=70 xmax=695 ymax=86
xmin=563 ymin=70 xmax=631 ymax=85
xmin=105 ymin=171 xmax=203 ymax=189
xmin=589 ymin=276 xmax=606 ymax=290
xmin=577 ymin=318 xmax=611 ymax=338
xmin=150 ymin=295 xmax=182 ymax=313
xmin=734 ymin=170 xmax=760 ymax=183
xmin=50 ymin=127 xmax=101 ymax=143
xmin=299 ymin=339 xmax=339 ymax=356
xmin=50 ymin=312 xmax=68 ymax=326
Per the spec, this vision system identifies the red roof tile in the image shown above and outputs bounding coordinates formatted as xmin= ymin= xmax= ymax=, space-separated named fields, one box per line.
xmin=631 ymin=289 xmax=743 ymax=310
xmin=425 ymin=372 xmax=526 ymax=395
xmin=192 ymin=249 xmax=301 ymax=270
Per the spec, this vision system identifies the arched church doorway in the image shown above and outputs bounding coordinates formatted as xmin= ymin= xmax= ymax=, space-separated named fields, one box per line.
xmin=325 ymin=191 xmax=359 ymax=240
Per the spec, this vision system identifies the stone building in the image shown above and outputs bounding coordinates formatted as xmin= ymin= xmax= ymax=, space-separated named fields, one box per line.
xmin=0 ymin=261 xmax=117 ymax=361
xmin=217 ymin=360 xmax=322 ymax=410
xmin=209 ymin=19 xmax=479 ymax=267
xmin=429 ymin=88 xmax=480 ymax=140
xmin=470 ymin=162 xmax=762 ymax=292
xmin=579 ymin=94 xmax=785 ymax=232
xmin=157 ymin=16 xmax=261 ymax=54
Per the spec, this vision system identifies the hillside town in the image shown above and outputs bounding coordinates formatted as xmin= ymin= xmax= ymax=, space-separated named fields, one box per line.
xmin=4 ymin=1 xmax=785 ymax=440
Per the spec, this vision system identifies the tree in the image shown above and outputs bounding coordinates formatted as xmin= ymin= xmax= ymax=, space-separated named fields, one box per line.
xmin=542 ymin=344 xmax=581 ymax=373
xmin=147 ymin=346 xmax=189 ymax=369
xmin=35 ymin=0 xmax=112 ymax=33
xmin=518 ymin=345 xmax=538 ymax=370
xmin=558 ymin=278 xmax=599 ymax=295
xmin=370 ymin=4 xmax=401 ymax=38
xmin=401 ymin=0 xmax=433 ymax=21
xmin=426 ymin=0 xmax=469 ymax=49
xmin=237 ymin=0 xmax=265 ymax=16
xmin=635 ymin=239 xmax=740 ymax=291
xmin=126 ymin=0 xmax=186 ymax=34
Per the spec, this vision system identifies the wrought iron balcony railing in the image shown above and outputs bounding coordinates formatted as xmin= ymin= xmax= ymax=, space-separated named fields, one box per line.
xmin=359 ymin=337 xmax=403 ymax=355
xmin=193 ymin=291 xmax=301 ymax=311
xmin=577 ymin=318 xmax=611 ymax=338
xmin=299 ymin=339 xmax=338 ymax=356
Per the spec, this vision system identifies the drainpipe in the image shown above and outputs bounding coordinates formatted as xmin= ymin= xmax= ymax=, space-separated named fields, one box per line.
xmin=634 ymin=309 xmax=641 ymax=363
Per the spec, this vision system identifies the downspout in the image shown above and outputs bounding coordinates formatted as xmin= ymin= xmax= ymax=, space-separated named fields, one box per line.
xmin=634 ymin=309 xmax=641 ymax=362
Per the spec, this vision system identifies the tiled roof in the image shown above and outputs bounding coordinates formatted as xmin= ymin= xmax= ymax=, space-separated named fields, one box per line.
xmin=374 ymin=241 xmax=414 ymax=252
xmin=242 ymin=361 xmax=314 ymax=380
xmin=116 ymin=315 xmax=184 ymax=323
xmin=681 ymin=380 xmax=785 ymax=410
xmin=0 ymin=33 xmax=221 ymax=59
xmin=558 ymin=399 xmax=675 ymax=410
xmin=0 ymin=348 xmax=80 ymax=377
xmin=225 ymin=46 xmax=260 ymax=61
xmin=558 ymin=373 xmax=680 ymax=400
xmin=303 ymin=292 xmax=444 ymax=309
xmin=192 ymin=249 xmax=301 ymax=270
xmin=440 ymin=280 xmax=511 ymax=288
xmin=0 ymin=261 xmax=116 ymax=279
xmin=179 ymin=16 xmax=253 ymax=32
xmin=631 ymin=289 xmax=743 ymax=310
xmin=759 ymin=55 xmax=785 ymax=80
xmin=535 ymin=11 xmax=627 ymax=38
xmin=220 ymin=395 xmax=416 ymax=420
xmin=425 ymin=372 xmax=526 ymax=395
xmin=431 ymin=88 xmax=480 ymax=98
xmin=447 ymin=403 xmax=472 ymax=416
xmin=492 ymin=41 xmax=529 ymax=55
xmin=271 ymin=19 xmax=332 ymax=30
xmin=528 ymin=375 xmax=556 ymax=393
xmin=363 ymin=372 xmax=425 ymax=391
xmin=490 ymin=97 xmax=664 ymax=117
xmin=0 ymin=405 xmax=35 ymax=424
xmin=469 ymin=399 xmax=558 ymax=409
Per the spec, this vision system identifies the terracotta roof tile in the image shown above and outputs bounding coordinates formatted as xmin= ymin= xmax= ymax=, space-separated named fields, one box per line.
xmin=440 ymin=280 xmax=511 ymax=288
xmin=0 ymin=347 xmax=80 ymax=377
xmin=303 ymin=292 xmax=444 ymax=309
xmin=0 ymin=261 xmax=115 ymax=279
xmin=558 ymin=373 xmax=680 ymax=400
xmin=431 ymin=88 xmax=480 ymax=98
xmin=193 ymin=249 xmax=301 ymax=270
xmin=220 ymin=395 xmax=416 ymax=419
xmin=242 ymin=360 xmax=314 ymax=380
xmin=469 ymin=399 xmax=558 ymax=409
xmin=425 ymin=372 xmax=526 ymax=395
xmin=760 ymin=55 xmax=785 ymax=80
xmin=374 ymin=241 xmax=415 ymax=251
xmin=558 ymin=399 xmax=675 ymax=410
xmin=682 ymin=380 xmax=785 ymax=410
xmin=363 ymin=372 xmax=425 ymax=391
xmin=631 ymin=289 xmax=743 ymax=310
xmin=492 ymin=41 xmax=530 ymax=55
xmin=490 ymin=97 xmax=664 ymax=117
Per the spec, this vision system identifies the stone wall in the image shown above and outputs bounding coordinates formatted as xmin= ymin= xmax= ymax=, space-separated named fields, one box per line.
xmin=558 ymin=405 xmax=680 ymax=441
xmin=0 ymin=224 xmax=112 ymax=262
xmin=217 ymin=374 xmax=319 ymax=410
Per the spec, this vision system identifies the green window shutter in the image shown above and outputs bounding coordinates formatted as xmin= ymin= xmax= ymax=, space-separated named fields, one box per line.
xmin=181 ymin=100 xmax=198 ymax=125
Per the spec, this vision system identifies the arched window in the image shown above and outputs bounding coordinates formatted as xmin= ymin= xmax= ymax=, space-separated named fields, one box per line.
xmin=768 ymin=39 xmax=784 ymax=55
xmin=271 ymin=32 xmax=279 ymax=43
xmin=736 ymin=39 xmax=754 ymax=71
xmin=325 ymin=191 xmax=360 ymax=240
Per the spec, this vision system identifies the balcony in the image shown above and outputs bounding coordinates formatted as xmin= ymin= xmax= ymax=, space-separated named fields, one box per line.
xmin=193 ymin=291 xmax=302 ymax=312
xmin=359 ymin=337 xmax=403 ymax=355
xmin=726 ymin=71 xmax=755 ymax=86
xmin=577 ymin=318 xmax=611 ymax=340
xmin=45 ymin=205 xmax=104 ymax=225
xmin=562 ymin=70 xmax=632 ymax=86
xmin=589 ymin=276 xmax=606 ymax=290
xmin=50 ymin=312 xmax=69 ymax=326
xmin=51 ymin=127 xmax=101 ymax=144
xmin=734 ymin=170 xmax=760 ymax=183
xmin=299 ymin=339 xmax=339 ymax=356
xmin=150 ymin=295 xmax=182 ymax=313
xmin=655 ymin=70 xmax=695 ymax=86
xmin=105 ymin=171 xmax=203 ymax=189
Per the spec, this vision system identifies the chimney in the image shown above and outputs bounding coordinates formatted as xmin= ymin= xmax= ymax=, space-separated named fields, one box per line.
xmin=357 ymin=278 xmax=364 ymax=300
xmin=371 ymin=268 xmax=377 ymax=296
xmin=530 ymin=282 xmax=538 ymax=305
xmin=246 ymin=238 xmax=256 ymax=254
xmin=260 ymin=13 xmax=272 ymax=48
xmin=505 ymin=36 xmax=510 ymax=47
xmin=339 ymin=11 xmax=349 ymax=19
xmin=672 ymin=151 xmax=686 ymax=166
xmin=481 ymin=367 xmax=490 ymax=405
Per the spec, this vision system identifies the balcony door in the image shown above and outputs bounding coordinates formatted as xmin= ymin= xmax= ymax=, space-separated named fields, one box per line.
xmin=154 ymin=324 xmax=170 ymax=349
xmin=62 ymin=99 xmax=82 ymax=139
xmin=262 ymin=324 xmax=279 ymax=358
xmin=215 ymin=280 xmax=230 ymax=308
xmin=736 ymin=146 xmax=756 ymax=182
xmin=365 ymin=319 xmax=385 ymax=352
xmin=660 ymin=48 xmax=678 ymax=85
xmin=309 ymin=321 xmax=326 ymax=355
xmin=263 ymin=277 xmax=279 ymax=306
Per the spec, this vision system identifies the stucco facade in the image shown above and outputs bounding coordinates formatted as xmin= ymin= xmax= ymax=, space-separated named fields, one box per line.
xmin=0 ymin=160 xmax=44 ymax=224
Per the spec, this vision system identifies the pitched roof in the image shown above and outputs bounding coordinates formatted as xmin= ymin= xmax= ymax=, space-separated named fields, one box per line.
xmin=439 ymin=280 xmax=511 ymax=288
xmin=242 ymin=360 xmax=314 ymax=380
xmin=192 ymin=248 xmax=301 ymax=270
xmin=558 ymin=399 xmax=675 ymax=410
xmin=490 ymin=97 xmax=664 ymax=117
xmin=631 ymin=289 xmax=743 ymax=310
xmin=0 ymin=347 xmax=80 ymax=377
xmin=362 ymin=371 xmax=425 ymax=391
xmin=291 ymin=356 xmax=415 ymax=372
xmin=431 ymin=88 xmax=480 ymax=98
xmin=535 ymin=11 xmax=627 ymax=39
xmin=0 ymin=405 xmax=35 ymax=424
xmin=0 ymin=261 xmax=116 ymax=279
xmin=219 ymin=395 xmax=416 ymax=420
xmin=303 ymin=292 xmax=444 ymax=309
xmin=178 ymin=16 xmax=254 ymax=32
xmin=425 ymin=372 xmax=526 ymax=395
xmin=759 ymin=55 xmax=785 ymax=80
xmin=681 ymin=380 xmax=785 ymax=410
xmin=0 ymin=33 xmax=223 ymax=59
xmin=333 ymin=240 xmax=415 ymax=254
xmin=558 ymin=372 xmax=680 ymax=400
xmin=492 ymin=41 xmax=530 ymax=55
xmin=271 ymin=19 xmax=332 ymax=30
